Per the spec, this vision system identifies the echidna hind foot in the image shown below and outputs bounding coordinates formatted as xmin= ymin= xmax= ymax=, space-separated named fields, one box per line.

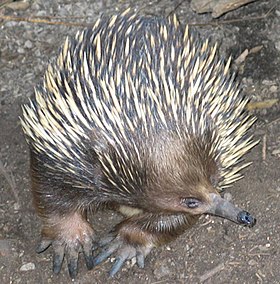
xmin=93 ymin=234 xmax=153 ymax=277
xmin=36 ymin=212 xmax=96 ymax=279
xmin=92 ymin=212 xmax=197 ymax=277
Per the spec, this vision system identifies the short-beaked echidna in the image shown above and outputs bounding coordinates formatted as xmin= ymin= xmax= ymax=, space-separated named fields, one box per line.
xmin=21 ymin=10 xmax=257 ymax=279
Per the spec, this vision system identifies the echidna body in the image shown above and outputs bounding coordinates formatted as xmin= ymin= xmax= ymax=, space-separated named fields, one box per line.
xmin=21 ymin=10 xmax=257 ymax=278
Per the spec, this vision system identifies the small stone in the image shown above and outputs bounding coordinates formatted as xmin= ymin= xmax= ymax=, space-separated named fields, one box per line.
xmin=36 ymin=10 xmax=47 ymax=16
xmin=4 ymin=21 xmax=18 ymax=27
xmin=262 ymin=80 xmax=274 ymax=86
xmin=17 ymin=47 xmax=25 ymax=54
xmin=272 ymin=149 xmax=280 ymax=156
xmin=258 ymin=244 xmax=271 ymax=252
xmin=24 ymin=40 xmax=33 ymax=49
xmin=20 ymin=262 xmax=35 ymax=271
xmin=248 ymin=259 xmax=257 ymax=266
xmin=4 ymin=1 xmax=30 ymax=10
xmin=275 ymin=41 xmax=280 ymax=52
xmin=130 ymin=257 xmax=136 ymax=267
xmin=269 ymin=85 xmax=278 ymax=93
xmin=14 ymin=202 xmax=20 ymax=211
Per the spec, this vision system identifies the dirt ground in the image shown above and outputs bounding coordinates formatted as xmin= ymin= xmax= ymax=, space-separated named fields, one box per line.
xmin=0 ymin=0 xmax=279 ymax=283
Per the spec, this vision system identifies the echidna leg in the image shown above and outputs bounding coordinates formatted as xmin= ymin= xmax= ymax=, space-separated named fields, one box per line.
xmin=30 ymin=152 xmax=96 ymax=278
xmin=93 ymin=213 xmax=198 ymax=276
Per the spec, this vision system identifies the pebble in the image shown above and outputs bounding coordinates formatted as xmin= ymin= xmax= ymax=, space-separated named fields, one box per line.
xmin=275 ymin=40 xmax=280 ymax=52
xmin=248 ymin=259 xmax=257 ymax=266
xmin=271 ymin=149 xmax=280 ymax=156
xmin=262 ymin=80 xmax=274 ymax=86
xmin=20 ymin=262 xmax=35 ymax=271
xmin=269 ymin=85 xmax=278 ymax=93
xmin=258 ymin=243 xmax=271 ymax=252
xmin=4 ymin=21 xmax=19 ymax=28
xmin=24 ymin=40 xmax=33 ymax=49
xmin=13 ymin=202 xmax=20 ymax=211
xmin=17 ymin=47 xmax=25 ymax=54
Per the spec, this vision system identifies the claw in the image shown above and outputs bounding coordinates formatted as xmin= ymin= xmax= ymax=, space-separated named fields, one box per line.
xmin=66 ymin=243 xmax=80 ymax=279
xmin=53 ymin=243 xmax=65 ymax=274
xmin=83 ymin=253 xmax=94 ymax=270
xmin=109 ymin=246 xmax=133 ymax=277
xmin=36 ymin=240 xmax=52 ymax=253
xmin=68 ymin=258 xmax=78 ymax=279
xmin=83 ymin=242 xmax=94 ymax=270
xmin=82 ymin=237 xmax=96 ymax=270
xmin=110 ymin=257 xmax=126 ymax=277
xmin=93 ymin=242 xmax=119 ymax=266
xmin=136 ymin=251 xmax=145 ymax=269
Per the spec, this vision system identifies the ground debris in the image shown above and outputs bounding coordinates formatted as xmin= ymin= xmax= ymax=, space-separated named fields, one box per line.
xmin=191 ymin=0 xmax=257 ymax=18
xmin=199 ymin=263 xmax=225 ymax=282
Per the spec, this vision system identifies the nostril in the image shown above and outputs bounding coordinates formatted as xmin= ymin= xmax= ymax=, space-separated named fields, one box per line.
xmin=237 ymin=211 xmax=256 ymax=227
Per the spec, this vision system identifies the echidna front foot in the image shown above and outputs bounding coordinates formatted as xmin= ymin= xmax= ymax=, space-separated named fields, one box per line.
xmin=94 ymin=234 xmax=153 ymax=277
xmin=37 ymin=212 xmax=96 ymax=279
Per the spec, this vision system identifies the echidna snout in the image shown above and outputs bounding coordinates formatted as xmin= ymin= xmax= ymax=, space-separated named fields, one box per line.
xmin=206 ymin=193 xmax=256 ymax=227
xmin=237 ymin=211 xmax=256 ymax=227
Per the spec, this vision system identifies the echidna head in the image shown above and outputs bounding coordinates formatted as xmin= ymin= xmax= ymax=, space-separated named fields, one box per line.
xmin=141 ymin=136 xmax=256 ymax=228
xmin=145 ymin=174 xmax=255 ymax=227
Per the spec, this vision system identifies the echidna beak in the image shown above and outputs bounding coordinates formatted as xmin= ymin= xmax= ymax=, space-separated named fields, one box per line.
xmin=206 ymin=193 xmax=256 ymax=227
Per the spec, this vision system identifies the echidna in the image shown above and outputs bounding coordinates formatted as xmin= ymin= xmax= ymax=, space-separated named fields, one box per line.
xmin=21 ymin=9 xmax=257 ymax=279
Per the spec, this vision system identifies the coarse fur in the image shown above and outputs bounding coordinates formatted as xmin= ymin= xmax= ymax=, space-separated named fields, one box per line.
xmin=21 ymin=9 xmax=257 ymax=277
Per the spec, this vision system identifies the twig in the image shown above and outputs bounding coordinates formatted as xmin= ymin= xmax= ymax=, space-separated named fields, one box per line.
xmin=0 ymin=15 xmax=90 ymax=27
xmin=199 ymin=263 xmax=225 ymax=282
xmin=256 ymin=271 xmax=264 ymax=283
xmin=189 ymin=5 xmax=275 ymax=27
xmin=262 ymin=134 xmax=267 ymax=161
xmin=29 ymin=15 xmax=87 ymax=20
xmin=266 ymin=116 xmax=280 ymax=127
xmin=151 ymin=280 xmax=169 ymax=284
xmin=0 ymin=160 xmax=19 ymax=204
xmin=167 ymin=0 xmax=185 ymax=17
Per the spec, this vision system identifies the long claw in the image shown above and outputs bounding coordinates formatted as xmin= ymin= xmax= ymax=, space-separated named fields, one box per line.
xmin=82 ymin=238 xmax=95 ymax=270
xmin=36 ymin=240 xmax=52 ymax=253
xmin=136 ymin=252 xmax=145 ymax=269
xmin=66 ymin=242 xmax=80 ymax=279
xmin=109 ymin=257 xmax=126 ymax=277
xmin=53 ymin=244 xmax=65 ymax=274
xmin=93 ymin=243 xmax=118 ymax=266
xmin=68 ymin=258 xmax=78 ymax=279
xmin=84 ymin=253 xmax=94 ymax=270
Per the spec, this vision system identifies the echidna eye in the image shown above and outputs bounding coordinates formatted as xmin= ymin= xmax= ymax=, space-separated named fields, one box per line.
xmin=183 ymin=198 xmax=200 ymax=209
